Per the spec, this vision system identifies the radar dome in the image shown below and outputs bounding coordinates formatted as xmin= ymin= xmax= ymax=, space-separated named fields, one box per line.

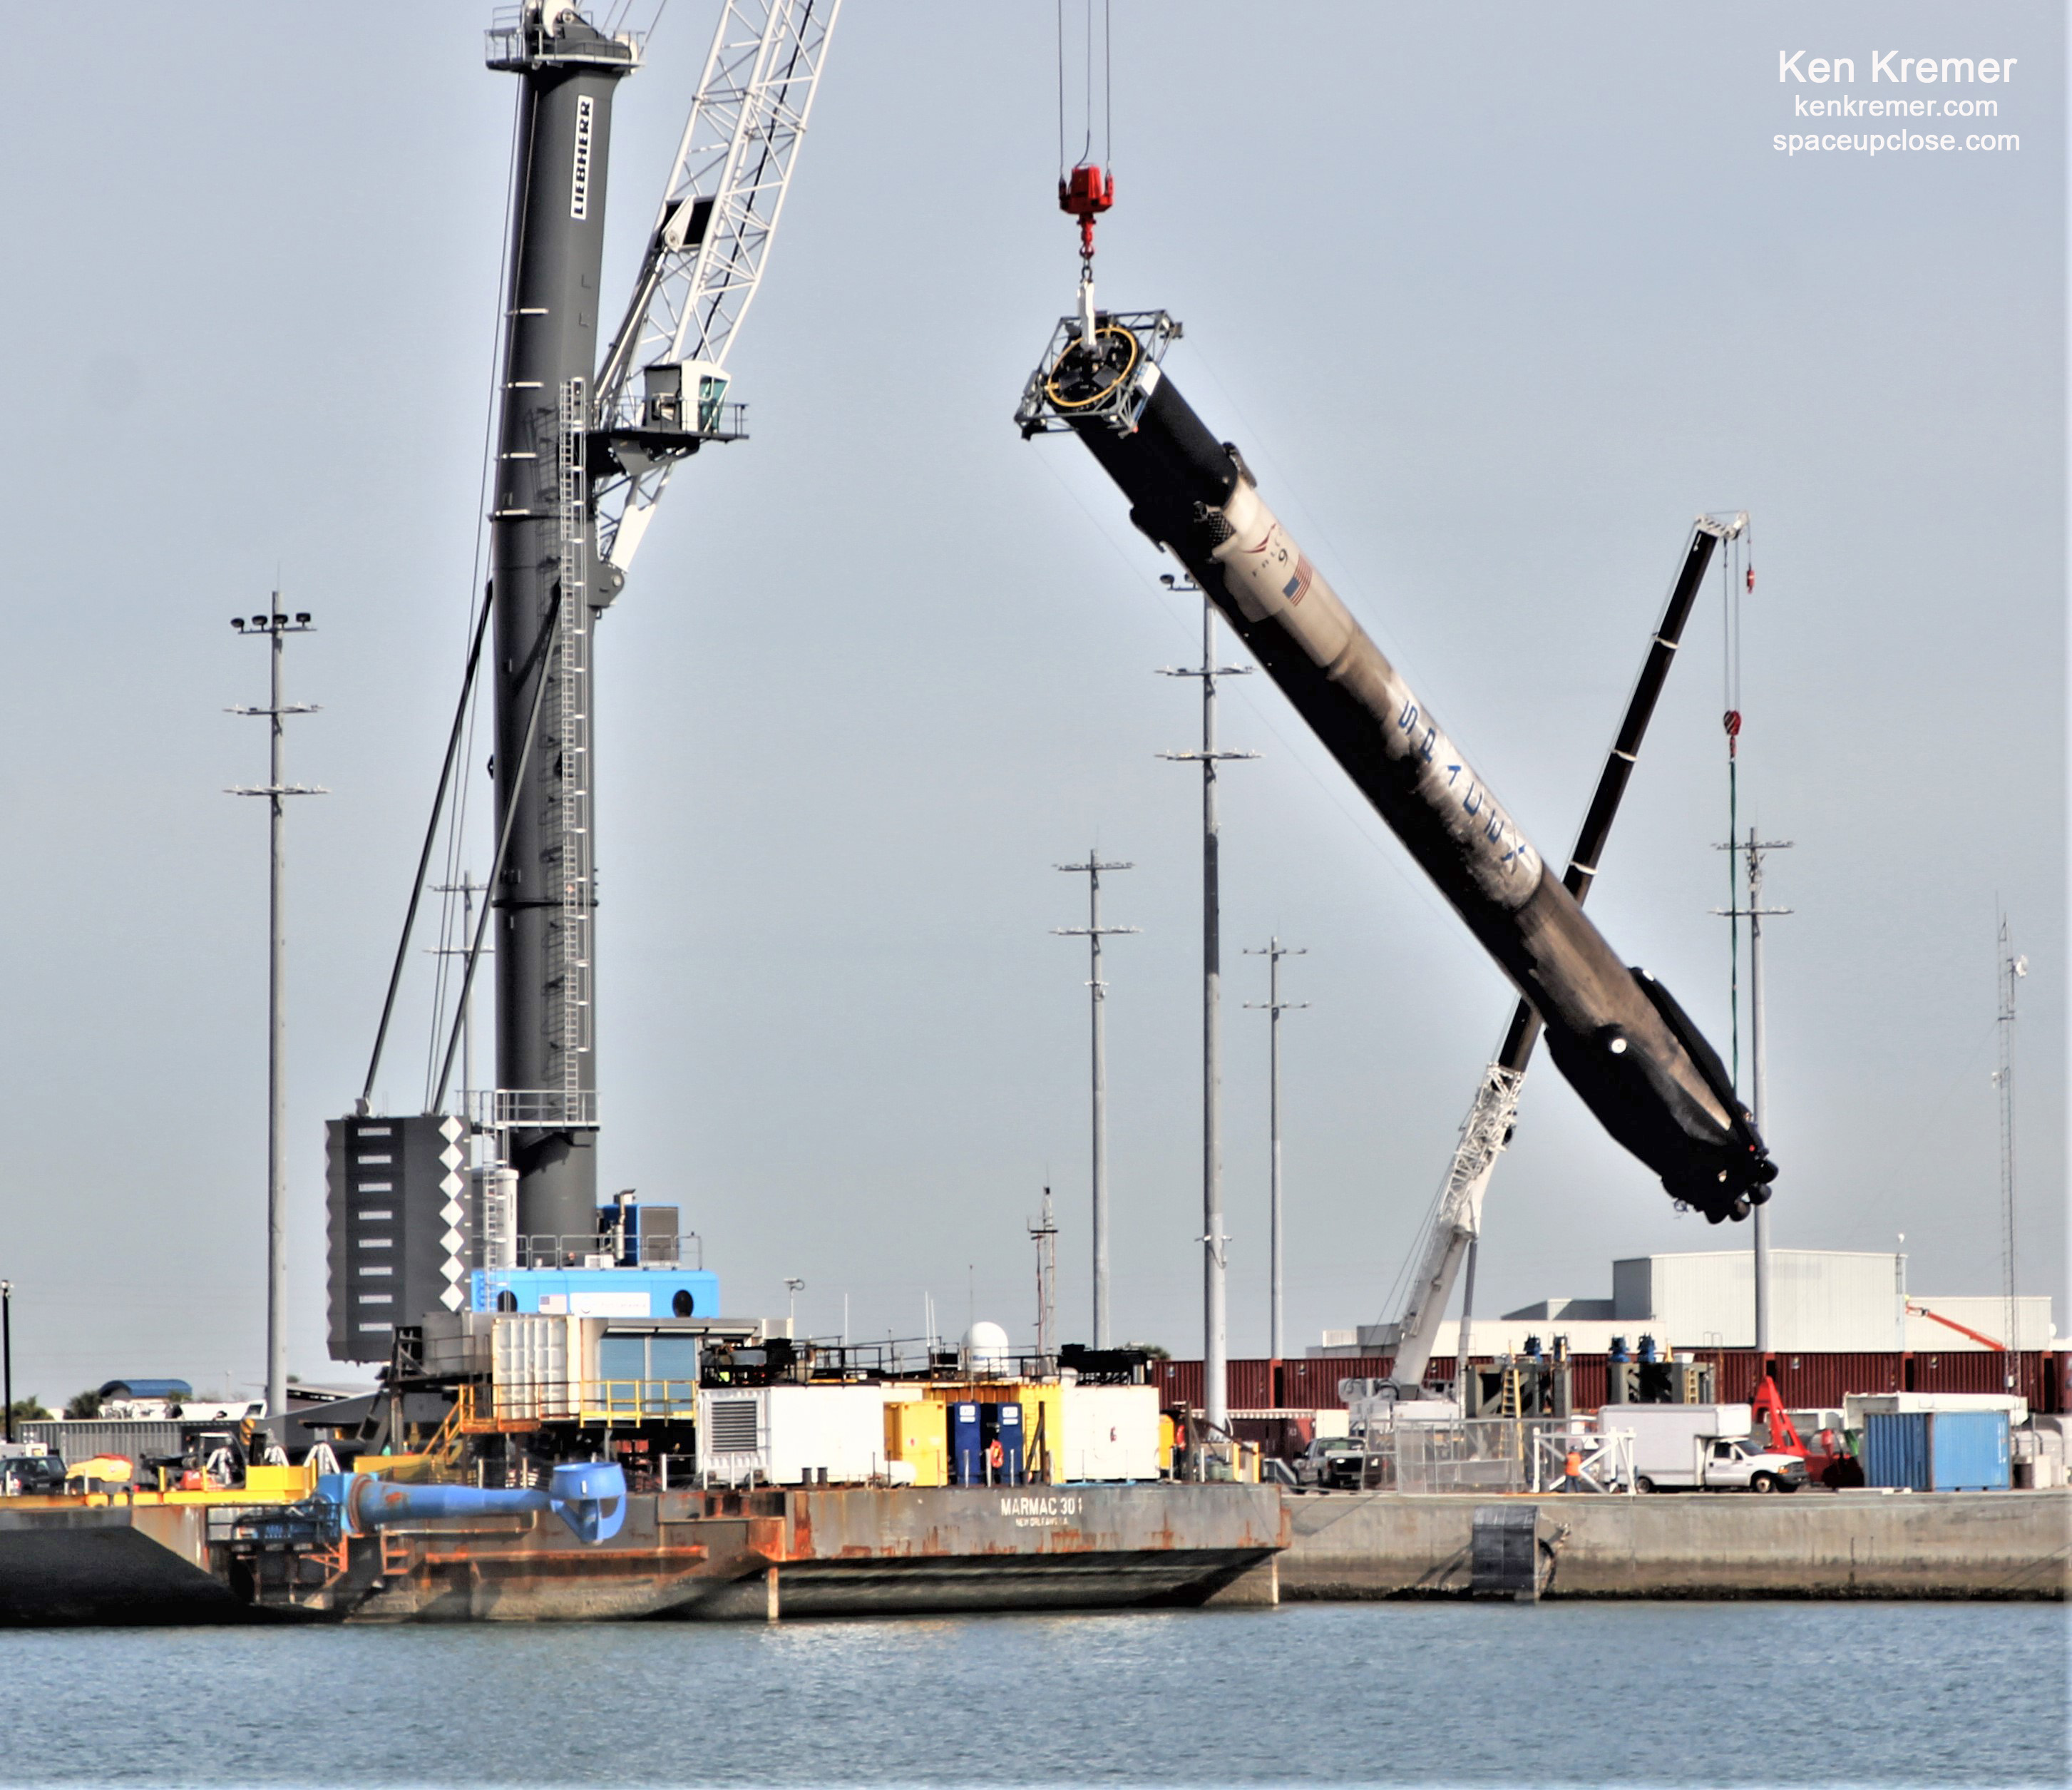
xmin=961 ymin=1321 xmax=1010 ymax=1375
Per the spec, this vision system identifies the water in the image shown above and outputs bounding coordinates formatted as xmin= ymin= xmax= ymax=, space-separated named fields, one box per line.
xmin=3 ymin=1603 xmax=2064 ymax=1788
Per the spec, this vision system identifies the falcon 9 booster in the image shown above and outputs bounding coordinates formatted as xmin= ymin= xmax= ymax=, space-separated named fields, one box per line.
xmin=1017 ymin=314 xmax=1775 ymax=1222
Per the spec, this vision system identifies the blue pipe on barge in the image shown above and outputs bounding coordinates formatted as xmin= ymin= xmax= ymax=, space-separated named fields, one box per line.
xmin=317 ymin=1461 xmax=627 ymax=1544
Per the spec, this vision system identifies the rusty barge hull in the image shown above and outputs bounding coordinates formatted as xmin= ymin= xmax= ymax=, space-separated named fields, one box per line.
xmin=0 ymin=1485 xmax=1287 ymax=1626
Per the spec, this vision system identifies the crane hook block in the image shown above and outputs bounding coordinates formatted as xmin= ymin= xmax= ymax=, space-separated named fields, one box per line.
xmin=1059 ymin=163 xmax=1115 ymax=259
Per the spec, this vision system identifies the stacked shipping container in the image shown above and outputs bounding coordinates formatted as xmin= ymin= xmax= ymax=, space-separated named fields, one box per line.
xmin=1156 ymin=1351 xmax=2066 ymax=1415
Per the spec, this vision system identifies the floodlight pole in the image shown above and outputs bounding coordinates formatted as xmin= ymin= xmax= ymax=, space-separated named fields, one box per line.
xmin=229 ymin=602 xmax=324 ymax=1448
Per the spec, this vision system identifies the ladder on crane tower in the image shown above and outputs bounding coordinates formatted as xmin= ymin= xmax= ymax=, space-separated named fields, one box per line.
xmin=554 ymin=375 xmax=594 ymax=1107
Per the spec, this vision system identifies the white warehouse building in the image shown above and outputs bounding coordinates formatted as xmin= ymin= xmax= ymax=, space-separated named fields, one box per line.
xmin=1320 ymin=1250 xmax=2056 ymax=1357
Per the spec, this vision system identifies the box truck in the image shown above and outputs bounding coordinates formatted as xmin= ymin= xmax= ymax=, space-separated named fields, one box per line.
xmin=1620 ymin=1403 xmax=1810 ymax=1493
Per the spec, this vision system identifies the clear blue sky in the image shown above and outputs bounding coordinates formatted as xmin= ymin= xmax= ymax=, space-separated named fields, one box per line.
xmin=0 ymin=2 xmax=2060 ymax=1401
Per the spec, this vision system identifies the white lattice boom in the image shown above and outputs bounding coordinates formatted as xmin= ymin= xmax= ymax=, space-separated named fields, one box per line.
xmin=1385 ymin=1061 xmax=1526 ymax=1389
xmin=594 ymin=0 xmax=841 ymax=571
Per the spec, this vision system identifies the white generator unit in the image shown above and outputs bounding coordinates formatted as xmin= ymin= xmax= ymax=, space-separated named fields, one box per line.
xmin=1057 ymin=1384 xmax=1160 ymax=1481
xmin=697 ymin=1385 xmax=889 ymax=1485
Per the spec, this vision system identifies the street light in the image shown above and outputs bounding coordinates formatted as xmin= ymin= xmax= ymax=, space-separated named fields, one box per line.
xmin=784 ymin=1277 xmax=805 ymax=1336
xmin=227 ymin=600 xmax=324 ymax=1451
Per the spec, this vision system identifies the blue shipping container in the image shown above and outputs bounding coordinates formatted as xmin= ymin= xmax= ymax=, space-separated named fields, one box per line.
xmin=1864 ymin=1410 xmax=2011 ymax=1491
xmin=980 ymin=1402 xmax=1025 ymax=1485
xmin=949 ymin=1402 xmax=985 ymax=1486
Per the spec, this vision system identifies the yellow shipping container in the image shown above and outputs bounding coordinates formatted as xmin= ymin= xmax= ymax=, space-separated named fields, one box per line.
xmin=921 ymin=1382 xmax=1064 ymax=1483
xmin=883 ymin=1401 xmax=948 ymax=1486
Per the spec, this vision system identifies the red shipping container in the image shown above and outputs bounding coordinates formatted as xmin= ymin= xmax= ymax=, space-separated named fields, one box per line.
xmin=1909 ymin=1350 xmax=2038 ymax=1398
xmin=1225 ymin=1359 xmax=1275 ymax=1412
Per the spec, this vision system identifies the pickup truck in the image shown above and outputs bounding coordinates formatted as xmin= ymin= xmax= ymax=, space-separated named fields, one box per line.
xmin=1297 ymin=1436 xmax=1370 ymax=1490
xmin=1618 ymin=1403 xmax=1809 ymax=1493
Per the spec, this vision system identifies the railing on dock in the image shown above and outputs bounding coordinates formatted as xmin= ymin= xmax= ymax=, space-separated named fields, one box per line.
xmin=1358 ymin=1418 xmax=1636 ymax=1495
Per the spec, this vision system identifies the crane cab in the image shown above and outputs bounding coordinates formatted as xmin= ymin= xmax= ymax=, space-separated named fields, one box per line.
xmin=641 ymin=359 xmax=732 ymax=436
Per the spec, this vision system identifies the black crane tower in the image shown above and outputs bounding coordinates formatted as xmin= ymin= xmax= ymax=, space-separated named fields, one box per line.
xmin=486 ymin=8 xmax=636 ymax=1246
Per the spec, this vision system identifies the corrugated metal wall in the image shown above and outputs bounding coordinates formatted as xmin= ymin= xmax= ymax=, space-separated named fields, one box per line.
xmin=1156 ymin=1351 xmax=2066 ymax=1414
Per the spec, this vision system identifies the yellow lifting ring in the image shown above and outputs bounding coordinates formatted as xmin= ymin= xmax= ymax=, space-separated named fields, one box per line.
xmin=1044 ymin=324 xmax=1141 ymax=412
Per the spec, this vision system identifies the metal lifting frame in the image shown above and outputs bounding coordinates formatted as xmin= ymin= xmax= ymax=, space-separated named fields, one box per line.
xmin=593 ymin=0 xmax=841 ymax=572
xmin=553 ymin=377 xmax=594 ymax=1106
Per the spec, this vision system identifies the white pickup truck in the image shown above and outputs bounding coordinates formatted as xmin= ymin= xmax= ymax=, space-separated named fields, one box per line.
xmin=1621 ymin=1403 xmax=1809 ymax=1493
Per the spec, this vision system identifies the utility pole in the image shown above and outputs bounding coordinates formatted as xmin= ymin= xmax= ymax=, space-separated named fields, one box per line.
xmin=1244 ymin=939 xmax=1307 ymax=1371
xmin=1030 ymin=1187 xmax=1058 ymax=1367
xmin=228 ymin=602 xmax=324 ymax=1448
xmin=1159 ymin=578 xmax=1258 ymax=1439
xmin=1715 ymin=829 xmax=1790 ymax=1352
xmin=1996 ymin=914 xmax=2029 ymax=1386
xmin=1055 ymin=854 xmax=1138 ymax=1349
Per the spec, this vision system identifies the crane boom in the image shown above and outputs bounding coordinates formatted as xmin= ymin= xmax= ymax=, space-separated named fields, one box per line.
xmin=1380 ymin=516 xmax=1745 ymax=1394
xmin=593 ymin=0 xmax=841 ymax=581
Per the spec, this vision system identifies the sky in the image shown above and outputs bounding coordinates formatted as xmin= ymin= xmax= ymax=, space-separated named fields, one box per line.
xmin=0 ymin=2 xmax=2061 ymax=1404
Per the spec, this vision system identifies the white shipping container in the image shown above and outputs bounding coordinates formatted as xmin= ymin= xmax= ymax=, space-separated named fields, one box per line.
xmin=1057 ymin=1385 xmax=1160 ymax=1481
xmin=697 ymin=1384 xmax=889 ymax=1485
xmin=491 ymin=1314 xmax=581 ymax=1421
xmin=1845 ymin=1391 xmax=2029 ymax=1431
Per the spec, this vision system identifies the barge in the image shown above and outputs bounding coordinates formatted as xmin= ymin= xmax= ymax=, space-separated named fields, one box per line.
xmin=0 ymin=1483 xmax=1286 ymax=1625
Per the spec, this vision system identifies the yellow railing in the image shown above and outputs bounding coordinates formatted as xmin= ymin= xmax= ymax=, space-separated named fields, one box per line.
xmin=487 ymin=1379 xmax=700 ymax=1427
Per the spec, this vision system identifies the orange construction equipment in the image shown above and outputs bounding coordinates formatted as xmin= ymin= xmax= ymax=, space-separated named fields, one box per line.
xmin=1906 ymin=1301 xmax=2007 ymax=1351
xmin=1752 ymin=1374 xmax=1861 ymax=1488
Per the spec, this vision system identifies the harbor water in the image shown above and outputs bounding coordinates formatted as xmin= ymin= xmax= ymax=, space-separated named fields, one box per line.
xmin=2 ymin=1602 xmax=2064 ymax=1786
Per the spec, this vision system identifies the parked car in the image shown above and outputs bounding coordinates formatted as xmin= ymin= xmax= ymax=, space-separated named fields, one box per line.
xmin=0 ymin=1443 xmax=66 ymax=1496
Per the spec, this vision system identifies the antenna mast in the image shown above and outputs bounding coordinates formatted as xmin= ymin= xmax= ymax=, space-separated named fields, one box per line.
xmin=1030 ymin=1187 xmax=1059 ymax=1368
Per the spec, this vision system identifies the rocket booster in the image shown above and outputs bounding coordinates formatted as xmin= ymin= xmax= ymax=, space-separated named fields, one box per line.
xmin=1023 ymin=319 xmax=1774 ymax=1221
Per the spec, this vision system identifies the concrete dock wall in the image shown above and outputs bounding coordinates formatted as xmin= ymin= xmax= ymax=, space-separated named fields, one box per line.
xmin=1280 ymin=1490 xmax=2071 ymax=1600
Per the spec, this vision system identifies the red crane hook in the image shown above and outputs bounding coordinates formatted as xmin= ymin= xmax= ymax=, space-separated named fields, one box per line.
xmin=1059 ymin=163 xmax=1114 ymax=262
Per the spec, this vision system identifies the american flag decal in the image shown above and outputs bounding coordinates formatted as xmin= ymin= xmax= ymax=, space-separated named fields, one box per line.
xmin=1282 ymin=555 xmax=1313 ymax=605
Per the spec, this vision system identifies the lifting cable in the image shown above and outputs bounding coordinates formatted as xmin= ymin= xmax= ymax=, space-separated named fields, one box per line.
xmin=1720 ymin=522 xmax=1753 ymax=1095
xmin=360 ymin=593 xmax=493 ymax=1108
xmin=360 ymin=81 xmax=525 ymax=1115
xmin=430 ymin=587 xmax=565 ymax=1118
xmin=1055 ymin=0 xmax=1111 ymax=179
